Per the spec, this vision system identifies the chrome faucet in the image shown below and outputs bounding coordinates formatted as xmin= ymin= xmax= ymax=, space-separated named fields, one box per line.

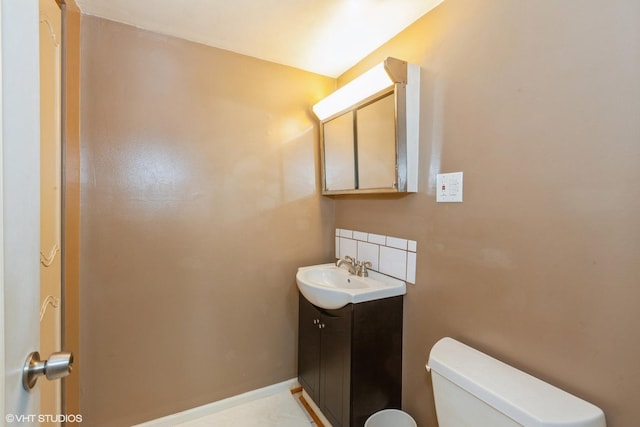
xmin=336 ymin=256 xmax=372 ymax=277
xmin=356 ymin=260 xmax=372 ymax=277
xmin=336 ymin=256 xmax=357 ymax=274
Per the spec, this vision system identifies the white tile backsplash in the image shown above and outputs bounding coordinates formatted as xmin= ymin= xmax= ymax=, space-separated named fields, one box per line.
xmin=407 ymin=252 xmax=417 ymax=284
xmin=386 ymin=236 xmax=408 ymax=250
xmin=338 ymin=237 xmax=357 ymax=259
xmin=379 ymin=246 xmax=407 ymax=279
xmin=353 ymin=231 xmax=368 ymax=241
xmin=357 ymin=241 xmax=380 ymax=270
xmin=339 ymin=229 xmax=353 ymax=238
xmin=368 ymin=233 xmax=386 ymax=245
xmin=335 ymin=228 xmax=417 ymax=284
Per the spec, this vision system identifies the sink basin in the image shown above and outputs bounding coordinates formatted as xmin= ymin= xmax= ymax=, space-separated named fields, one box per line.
xmin=296 ymin=263 xmax=406 ymax=309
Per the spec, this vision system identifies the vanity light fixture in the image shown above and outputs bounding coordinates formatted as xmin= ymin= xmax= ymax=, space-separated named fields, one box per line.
xmin=313 ymin=57 xmax=415 ymax=121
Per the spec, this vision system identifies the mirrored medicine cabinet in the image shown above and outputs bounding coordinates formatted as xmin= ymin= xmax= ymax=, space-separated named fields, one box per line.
xmin=313 ymin=57 xmax=420 ymax=195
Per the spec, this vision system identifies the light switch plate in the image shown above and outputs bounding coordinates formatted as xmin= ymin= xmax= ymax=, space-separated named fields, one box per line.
xmin=436 ymin=172 xmax=463 ymax=202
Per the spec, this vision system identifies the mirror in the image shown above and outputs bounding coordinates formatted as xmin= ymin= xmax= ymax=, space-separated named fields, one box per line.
xmin=356 ymin=93 xmax=396 ymax=190
xmin=314 ymin=57 xmax=419 ymax=195
xmin=323 ymin=111 xmax=355 ymax=191
xmin=322 ymin=92 xmax=397 ymax=192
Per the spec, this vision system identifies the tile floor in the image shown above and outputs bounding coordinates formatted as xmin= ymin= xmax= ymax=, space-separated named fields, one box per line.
xmin=176 ymin=390 xmax=316 ymax=427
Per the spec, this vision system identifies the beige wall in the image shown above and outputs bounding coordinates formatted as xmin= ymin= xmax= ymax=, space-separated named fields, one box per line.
xmin=336 ymin=1 xmax=640 ymax=426
xmin=79 ymin=17 xmax=334 ymax=426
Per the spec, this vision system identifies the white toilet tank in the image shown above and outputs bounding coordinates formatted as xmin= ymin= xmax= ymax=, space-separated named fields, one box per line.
xmin=427 ymin=337 xmax=606 ymax=427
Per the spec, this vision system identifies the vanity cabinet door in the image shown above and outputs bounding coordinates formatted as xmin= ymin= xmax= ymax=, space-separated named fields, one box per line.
xmin=319 ymin=305 xmax=352 ymax=427
xmin=298 ymin=295 xmax=321 ymax=403
xmin=351 ymin=296 xmax=403 ymax=426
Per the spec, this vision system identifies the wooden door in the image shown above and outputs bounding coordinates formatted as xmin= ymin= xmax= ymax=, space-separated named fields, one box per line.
xmin=39 ymin=0 xmax=63 ymax=423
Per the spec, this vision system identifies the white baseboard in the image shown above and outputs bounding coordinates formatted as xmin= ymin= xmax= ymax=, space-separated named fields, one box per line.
xmin=133 ymin=378 xmax=300 ymax=427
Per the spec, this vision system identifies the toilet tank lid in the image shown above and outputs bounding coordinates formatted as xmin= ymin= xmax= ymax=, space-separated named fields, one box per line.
xmin=427 ymin=338 xmax=606 ymax=427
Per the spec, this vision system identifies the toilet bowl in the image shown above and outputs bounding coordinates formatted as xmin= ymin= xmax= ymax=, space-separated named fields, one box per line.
xmin=427 ymin=337 xmax=606 ymax=427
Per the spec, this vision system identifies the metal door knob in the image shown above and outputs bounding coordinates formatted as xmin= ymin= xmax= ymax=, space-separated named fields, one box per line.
xmin=22 ymin=351 xmax=73 ymax=391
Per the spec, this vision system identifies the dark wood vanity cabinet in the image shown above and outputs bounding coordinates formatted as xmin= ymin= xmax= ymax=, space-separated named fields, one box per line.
xmin=298 ymin=294 xmax=403 ymax=427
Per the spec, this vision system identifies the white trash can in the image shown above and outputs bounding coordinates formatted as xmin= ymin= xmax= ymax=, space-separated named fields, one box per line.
xmin=365 ymin=409 xmax=417 ymax=427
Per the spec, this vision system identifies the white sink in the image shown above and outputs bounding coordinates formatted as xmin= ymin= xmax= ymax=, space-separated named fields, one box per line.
xmin=296 ymin=263 xmax=406 ymax=309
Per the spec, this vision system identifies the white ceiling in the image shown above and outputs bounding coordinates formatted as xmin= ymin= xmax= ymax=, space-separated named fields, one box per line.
xmin=75 ymin=0 xmax=444 ymax=77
